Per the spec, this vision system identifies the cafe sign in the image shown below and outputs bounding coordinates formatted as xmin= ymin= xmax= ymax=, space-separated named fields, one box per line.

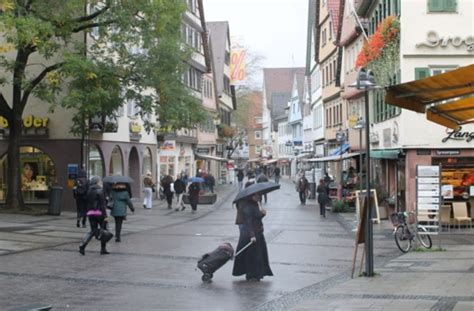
xmin=416 ymin=31 xmax=474 ymax=52
xmin=442 ymin=127 xmax=474 ymax=143
xmin=0 ymin=115 xmax=49 ymax=128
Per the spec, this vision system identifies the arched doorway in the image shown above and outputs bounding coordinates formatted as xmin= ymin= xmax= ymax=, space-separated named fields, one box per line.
xmin=109 ymin=145 xmax=124 ymax=175
xmin=0 ymin=146 xmax=56 ymax=203
xmin=88 ymin=144 xmax=105 ymax=177
xmin=128 ymin=147 xmax=140 ymax=198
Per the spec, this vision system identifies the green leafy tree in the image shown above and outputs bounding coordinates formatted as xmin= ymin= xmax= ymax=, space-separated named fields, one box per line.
xmin=0 ymin=0 xmax=206 ymax=210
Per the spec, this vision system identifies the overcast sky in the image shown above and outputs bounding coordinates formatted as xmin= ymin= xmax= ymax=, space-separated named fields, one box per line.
xmin=204 ymin=0 xmax=308 ymax=73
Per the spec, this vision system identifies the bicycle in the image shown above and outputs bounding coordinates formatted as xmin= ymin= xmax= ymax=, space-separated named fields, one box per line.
xmin=391 ymin=211 xmax=432 ymax=253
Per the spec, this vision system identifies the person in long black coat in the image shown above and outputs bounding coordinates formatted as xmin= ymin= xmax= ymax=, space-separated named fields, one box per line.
xmin=186 ymin=181 xmax=200 ymax=213
xmin=232 ymin=193 xmax=273 ymax=281
xmin=316 ymin=178 xmax=329 ymax=218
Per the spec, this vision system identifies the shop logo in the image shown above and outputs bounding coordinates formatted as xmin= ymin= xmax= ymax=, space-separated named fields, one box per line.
xmin=0 ymin=115 xmax=49 ymax=128
xmin=442 ymin=127 xmax=474 ymax=143
xmin=416 ymin=31 xmax=474 ymax=52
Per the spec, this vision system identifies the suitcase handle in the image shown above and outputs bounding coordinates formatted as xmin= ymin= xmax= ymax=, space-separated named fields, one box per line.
xmin=234 ymin=241 xmax=253 ymax=258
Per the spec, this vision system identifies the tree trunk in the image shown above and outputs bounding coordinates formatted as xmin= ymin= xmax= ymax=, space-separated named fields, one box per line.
xmin=5 ymin=114 xmax=25 ymax=210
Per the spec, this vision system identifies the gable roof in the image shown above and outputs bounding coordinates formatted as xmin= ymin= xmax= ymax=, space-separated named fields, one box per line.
xmin=207 ymin=21 xmax=230 ymax=96
xmin=263 ymin=67 xmax=305 ymax=121
xmin=327 ymin=0 xmax=343 ymax=44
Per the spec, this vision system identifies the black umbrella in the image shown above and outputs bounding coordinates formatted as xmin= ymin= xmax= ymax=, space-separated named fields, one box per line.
xmin=233 ymin=182 xmax=280 ymax=203
xmin=102 ymin=175 xmax=134 ymax=185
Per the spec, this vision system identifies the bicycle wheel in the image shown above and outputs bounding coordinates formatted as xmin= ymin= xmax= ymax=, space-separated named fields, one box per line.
xmin=394 ymin=225 xmax=411 ymax=253
xmin=416 ymin=226 xmax=432 ymax=249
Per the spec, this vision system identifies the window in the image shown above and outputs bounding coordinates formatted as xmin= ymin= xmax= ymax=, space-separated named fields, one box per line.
xmin=329 ymin=21 xmax=332 ymax=39
xmin=255 ymin=131 xmax=262 ymax=139
xmin=322 ymin=29 xmax=327 ymax=46
xmin=127 ymin=99 xmax=140 ymax=117
xmin=428 ymin=0 xmax=457 ymax=12
xmin=182 ymin=66 xmax=203 ymax=91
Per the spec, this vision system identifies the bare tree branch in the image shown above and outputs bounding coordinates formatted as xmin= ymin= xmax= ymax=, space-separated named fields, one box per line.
xmin=21 ymin=62 xmax=64 ymax=106
xmin=72 ymin=19 xmax=117 ymax=33
xmin=71 ymin=4 xmax=110 ymax=24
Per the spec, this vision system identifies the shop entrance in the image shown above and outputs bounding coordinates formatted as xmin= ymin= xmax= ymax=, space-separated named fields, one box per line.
xmin=0 ymin=146 xmax=56 ymax=203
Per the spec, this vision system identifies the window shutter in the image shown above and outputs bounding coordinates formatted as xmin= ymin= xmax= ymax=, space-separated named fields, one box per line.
xmin=415 ymin=68 xmax=430 ymax=80
xmin=443 ymin=0 xmax=457 ymax=12
xmin=428 ymin=0 xmax=442 ymax=12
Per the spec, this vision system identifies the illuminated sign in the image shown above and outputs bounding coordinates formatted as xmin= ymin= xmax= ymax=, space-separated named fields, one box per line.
xmin=0 ymin=115 xmax=49 ymax=128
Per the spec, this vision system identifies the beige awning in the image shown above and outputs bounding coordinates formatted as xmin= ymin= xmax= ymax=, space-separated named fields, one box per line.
xmin=194 ymin=153 xmax=228 ymax=162
xmin=304 ymin=152 xmax=361 ymax=163
xmin=385 ymin=64 xmax=474 ymax=129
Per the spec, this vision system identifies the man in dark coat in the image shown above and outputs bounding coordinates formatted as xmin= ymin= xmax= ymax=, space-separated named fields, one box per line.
xmin=316 ymin=178 xmax=329 ymax=217
xmin=73 ymin=170 xmax=88 ymax=228
xmin=161 ymin=175 xmax=174 ymax=209
xmin=174 ymin=174 xmax=187 ymax=211
xmin=273 ymin=166 xmax=281 ymax=184
xmin=297 ymin=173 xmax=310 ymax=205
xmin=237 ymin=169 xmax=245 ymax=189
xmin=206 ymin=173 xmax=216 ymax=193
xmin=256 ymin=173 xmax=269 ymax=203
xmin=186 ymin=181 xmax=200 ymax=213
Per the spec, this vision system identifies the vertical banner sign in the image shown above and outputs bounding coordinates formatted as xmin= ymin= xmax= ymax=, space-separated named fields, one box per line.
xmin=230 ymin=49 xmax=246 ymax=84
xmin=416 ymin=165 xmax=441 ymax=236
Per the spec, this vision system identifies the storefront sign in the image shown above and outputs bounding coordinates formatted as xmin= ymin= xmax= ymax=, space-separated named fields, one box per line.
xmin=442 ymin=127 xmax=474 ymax=143
xmin=160 ymin=140 xmax=176 ymax=150
xmin=196 ymin=148 xmax=210 ymax=154
xmin=416 ymin=31 xmax=474 ymax=52
xmin=129 ymin=121 xmax=142 ymax=133
xmin=0 ymin=115 xmax=49 ymax=128
xmin=436 ymin=149 xmax=460 ymax=155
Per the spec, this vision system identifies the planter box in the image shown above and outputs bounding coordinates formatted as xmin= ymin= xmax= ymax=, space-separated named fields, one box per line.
xmin=183 ymin=193 xmax=217 ymax=205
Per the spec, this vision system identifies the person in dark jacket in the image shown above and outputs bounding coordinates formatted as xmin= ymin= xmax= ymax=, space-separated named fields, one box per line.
xmin=186 ymin=181 xmax=200 ymax=213
xmin=297 ymin=173 xmax=310 ymax=205
xmin=256 ymin=173 xmax=269 ymax=203
xmin=73 ymin=170 xmax=88 ymax=228
xmin=237 ymin=170 xmax=245 ymax=189
xmin=316 ymin=178 xmax=329 ymax=218
xmin=174 ymin=174 xmax=187 ymax=211
xmin=232 ymin=193 xmax=273 ymax=282
xmin=79 ymin=176 xmax=110 ymax=255
xmin=273 ymin=166 xmax=281 ymax=184
xmin=161 ymin=174 xmax=174 ymax=209
xmin=206 ymin=173 xmax=216 ymax=193
xmin=110 ymin=183 xmax=135 ymax=242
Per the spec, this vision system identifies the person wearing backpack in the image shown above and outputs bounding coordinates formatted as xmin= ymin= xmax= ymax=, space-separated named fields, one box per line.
xmin=73 ymin=171 xmax=88 ymax=228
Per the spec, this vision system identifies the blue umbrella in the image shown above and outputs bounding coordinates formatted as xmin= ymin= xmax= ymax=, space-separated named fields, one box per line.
xmin=190 ymin=177 xmax=205 ymax=183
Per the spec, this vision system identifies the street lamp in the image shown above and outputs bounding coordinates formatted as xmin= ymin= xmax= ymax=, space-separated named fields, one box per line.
xmin=336 ymin=128 xmax=346 ymax=198
xmin=349 ymin=68 xmax=378 ymax=277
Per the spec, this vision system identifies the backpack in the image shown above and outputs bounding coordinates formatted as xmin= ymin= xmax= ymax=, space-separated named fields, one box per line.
xmin=75 ymin=178 xmax=88 ymax=197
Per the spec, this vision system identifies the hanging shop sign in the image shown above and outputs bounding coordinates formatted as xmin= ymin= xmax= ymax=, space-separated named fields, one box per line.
xmin=416 ymin=31 xmax=474 ymax=52
xmin=442 ymin=127 xmax=474 ymax=143
xmin=160 ymin=140 xmax=176 ymax=151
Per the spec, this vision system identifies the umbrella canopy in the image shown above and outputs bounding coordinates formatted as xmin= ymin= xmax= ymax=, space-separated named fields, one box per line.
xmin=103 ymin=175 xmax=134 ymax=185
xmin=233 ymin=182 xmax=280 ymax=203
xmin=190 ymin=177 xmax=205 ymax=183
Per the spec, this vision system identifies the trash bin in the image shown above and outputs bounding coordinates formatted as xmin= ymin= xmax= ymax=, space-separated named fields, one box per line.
xmin=48 ymin=186 xmax=63 ymax=216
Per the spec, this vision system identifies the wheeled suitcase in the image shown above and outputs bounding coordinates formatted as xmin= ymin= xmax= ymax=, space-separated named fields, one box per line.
xmin=197 ymin=241 xmax=253 ymax=283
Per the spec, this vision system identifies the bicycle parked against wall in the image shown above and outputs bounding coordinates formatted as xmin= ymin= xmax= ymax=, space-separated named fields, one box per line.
xmin=391 ymin=211 xmax=432 ymax=253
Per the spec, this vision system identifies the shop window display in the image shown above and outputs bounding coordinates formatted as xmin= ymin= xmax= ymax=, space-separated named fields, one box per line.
xmin=88 ymin=144 xmax=104 ymax=177
xmin=0 ymin=146 xmax=56 ymax=203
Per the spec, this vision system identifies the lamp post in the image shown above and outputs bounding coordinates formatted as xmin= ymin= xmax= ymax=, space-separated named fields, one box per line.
xmin=349 ymin=69 xmax=378 ymax=277
xmin=353 ymin=118 xmax=365 ymax=194
xmin=336 ymin=128 xmax=346 ymax=198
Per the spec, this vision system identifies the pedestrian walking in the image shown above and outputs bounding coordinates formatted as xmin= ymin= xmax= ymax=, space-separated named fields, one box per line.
xmin=206 ymin=173 xmax=216 ymax=193
xmin=161 ymin=174 xmax=174 ymax=209
xmin=143 ymin=172 xmax=155 ymax=209
xmin=232 ymin=193 xmax=273 ymax=282
xmin=109 ymin=183 xmax=135 ymax=242
xmin=273 ymin=166 xmax=280 ymax=184
xmin=316 ymin=179 xmax=329 ymax=217
xmin=73 ymin=170 xmax=88 ymax=228
xmin=296 ymin=173 xmax=310 ymax=205
xmin=187 ymin=181 xmax=200 ymax=213
xmin=174 ymin=174 xmax=186 ymax=211
xmin=79 ymin=176 xmax=110 ymax=255
xmin=256 ymin=173 xmax=269 ymax=203
xmin=237 ymin=169 xmax=244 ymax=189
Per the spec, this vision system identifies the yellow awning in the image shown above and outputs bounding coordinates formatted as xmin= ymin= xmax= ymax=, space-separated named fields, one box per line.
xmin=385 ymin=64 xmax=474 ymax=129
